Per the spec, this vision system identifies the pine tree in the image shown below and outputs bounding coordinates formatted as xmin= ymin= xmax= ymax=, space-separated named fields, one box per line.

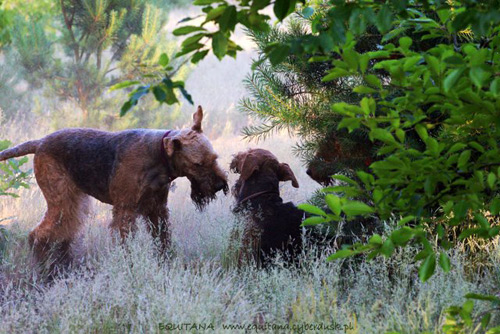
xmin=239 ymin=19 xmax=374 ymax=182
xmin=239 ymin=10 xmax=465 ymax=184
xmin=9 ymin=0 xmax=179 ymax=121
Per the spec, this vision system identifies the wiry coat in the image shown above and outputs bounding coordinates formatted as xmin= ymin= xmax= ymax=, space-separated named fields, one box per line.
xmin=0 ymin=106 xmax=228 ymax=274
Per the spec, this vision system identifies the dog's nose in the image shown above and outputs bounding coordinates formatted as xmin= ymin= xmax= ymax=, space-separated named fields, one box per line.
xmin=306 ymin=168 xmax=312 ymax=176
xmin=215 ymin=179 xmax=227 ymax=192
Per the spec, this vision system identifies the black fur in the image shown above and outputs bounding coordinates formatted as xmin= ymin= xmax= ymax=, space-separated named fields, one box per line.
xmin=233 ymin=170 xmax=303 ymax=265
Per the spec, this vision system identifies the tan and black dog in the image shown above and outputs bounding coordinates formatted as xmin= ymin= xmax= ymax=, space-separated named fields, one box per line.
xmin=0 ymin=106 xmax=228 ymax=268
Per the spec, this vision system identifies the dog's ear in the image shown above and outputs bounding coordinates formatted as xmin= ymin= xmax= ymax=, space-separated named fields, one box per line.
xmin=192 ymin=105 xmax=203 ymax=133
xmin=230 ymin=152 xmax=243 ymax=173
xmin=163 ymin=137 xmax=182 ymax=157
xmin=231 ymin=152 xmax=262 ymax=181
xmin=278 ymin=163 xmax=299 ymax=188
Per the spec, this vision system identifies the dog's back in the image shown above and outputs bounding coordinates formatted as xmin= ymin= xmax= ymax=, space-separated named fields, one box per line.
xmin=231 ymin=148 xmax=303 ymax=265
xmin=248 ymin=199 xmax=303 ymax=262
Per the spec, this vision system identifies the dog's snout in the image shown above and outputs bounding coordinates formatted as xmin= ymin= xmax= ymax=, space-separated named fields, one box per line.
xmin=215 ymin=179 xmax=227 ymax=192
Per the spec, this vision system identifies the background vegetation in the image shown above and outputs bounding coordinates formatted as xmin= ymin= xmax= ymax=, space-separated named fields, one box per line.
xmin=1 ymin=0 xmax=499 ymax=333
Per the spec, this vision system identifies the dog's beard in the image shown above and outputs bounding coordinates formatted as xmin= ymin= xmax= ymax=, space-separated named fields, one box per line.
xmin=190 ymin=182 xmax=229 ymax=210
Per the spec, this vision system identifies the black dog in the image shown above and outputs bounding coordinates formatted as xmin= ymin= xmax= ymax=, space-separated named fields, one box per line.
xmin=230 ymin=148 xmax=303 ymax=265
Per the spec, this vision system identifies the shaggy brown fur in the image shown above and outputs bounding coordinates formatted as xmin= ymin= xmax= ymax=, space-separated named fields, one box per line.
xmin=230 ymin=148 xmax=303 ymax=266
xmin=0 ymin=106 xmax=228 ymax=272
xmin=306 ymin=133 xmax=374 ymax=185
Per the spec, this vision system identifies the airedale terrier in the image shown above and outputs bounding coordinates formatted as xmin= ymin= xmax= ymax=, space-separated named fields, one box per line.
xmin=230 ymin=148 xmax=303 ymax=265
xmin=0 ymin=106 xmax=228 ymax=268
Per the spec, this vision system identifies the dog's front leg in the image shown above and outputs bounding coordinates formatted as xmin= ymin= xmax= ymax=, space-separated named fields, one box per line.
xmin=144 ymin=207 xmax=171 ymax=252
xmin=110 ymin=206 xmax=138 ymax=240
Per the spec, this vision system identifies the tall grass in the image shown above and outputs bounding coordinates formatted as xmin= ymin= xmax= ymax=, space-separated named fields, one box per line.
xmin=1 ymin=214 xmax=497 ymax=333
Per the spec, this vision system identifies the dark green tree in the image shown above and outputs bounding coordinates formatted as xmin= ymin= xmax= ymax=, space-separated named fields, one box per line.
xmin=10 ymin=0 xmax=182 ymax=120
xmin=239 ymin=19 xmax=375 ymax=185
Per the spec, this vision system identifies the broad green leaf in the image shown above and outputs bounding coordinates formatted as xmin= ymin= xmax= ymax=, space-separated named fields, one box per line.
xmin=439 ymin=252 xmax=451 ymax=272
xmin=425 ymin=137 xmax=438 ymax=155
xmin=457 ymin=150 xmax=471 ymax=170
xmin=371 ymin=128 xmax=396 ymax=144
xmin=487 ymin=173 xmax=497 ymax=189
xmin=0 ymin=140 xmax=10 ymax=151
xmin=491 ymin=78 xmax=500 ymax=96
xmin=193 ymin=0 xmax=221 ymax=5
xmin=172 ymin=26 xmax=206 ymax=36
xmin=398 ymin=215 xmax=416 ymax=226
xmin=365 ymin=74 xmax=382 ymax=88
xmin=415 ymin=123 xmax=428 ymax=141
xmin=212 ymin=32 xmax=228 ymax=60
xmin=356 ymin=171 xmax=374 ymax=186
xmin=109 ymin=80 xmax=140 ymax=91
xmin=179 ymin=86 xmax=193 ymax=104
xmin=399 ymin=36 xmax=412 ymax=50
xmin=375 ymin=5 xmax=392 ymax=33
xmin=354 ymin=85 xmax=377 ymax=94
xmin=470 ymin=65 xmax=491 ymax=88
xmin=181 ymin=33 xmax=206 ymax=48
xmin=391 ymin=227 xmax=414 ymax=246
xmin=465 ymin=293 xmax=500 ymax=303
xmin=490 ymin=198 xmax=500 ymax=215
xmin=448 ymin=143 xmax=467 ymax=154
xmin=250 ymin=0 xmax=270 ymax=11
xmin=206 ymin=5 xmax=227 ymax=21
xmin=419 ymin=253 xmax=436 ymax=282
xmin=219 ymin=6 xmax=237 ymax=31
xmin=325 ymin=194 xmax=341 ymax=216
xmin=342 ymin=201 xmax=374 ymax=216
xmin=159 ymin=53 xmax=169 ymax=67
xmin=322 ymin=68 xmax=350 ymax=82
xmin=274 ymin=0 xmax=296 ymax=21
xmin=349 ymin=8 xmax=367 ymax=36
xmin=327 ymin=249 xmax=354 ymax=261
xmin=301 ymin=216 xmax=326 ymax=226
xmin=175 ymin=42 xmax=204 ymax=57
xmin=369 ymin=234 xmax=383 ymax=245
xmin=298 ymin=203 xmax=326 ymax=216
xmin=443 ymin=68 xmax=465 ymax=93
xmin=191 ymin=50 xmax=209 ymax=63
xmin=380 ymin=239 xmax=395 ymax=257
xmin=152 ymin=85 xmax=167 ymax=102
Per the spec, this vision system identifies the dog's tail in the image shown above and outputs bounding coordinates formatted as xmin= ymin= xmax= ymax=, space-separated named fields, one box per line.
xmin=0 ymin=140 xmax=41 ymax=161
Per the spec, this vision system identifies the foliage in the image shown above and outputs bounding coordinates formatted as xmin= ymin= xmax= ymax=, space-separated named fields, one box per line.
xmin=282 ymin=1 xmax=500 ymax=274
xmin=0 ymin=0 xmax=12 ymax=48
xmin=112 ymin=51 xmax=193 ymax=116
xmin=239 ymin=18 xmax=378 ymax=183
xmin=0 ymin=140 xmax=30 ymax=197
xmin=7 ymin=0 xmax=184 ymax=122
xmin=114 ymin=0 xmax=284 ymax=112
xmin=444 ymin=293 xmax=500 ymax=333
